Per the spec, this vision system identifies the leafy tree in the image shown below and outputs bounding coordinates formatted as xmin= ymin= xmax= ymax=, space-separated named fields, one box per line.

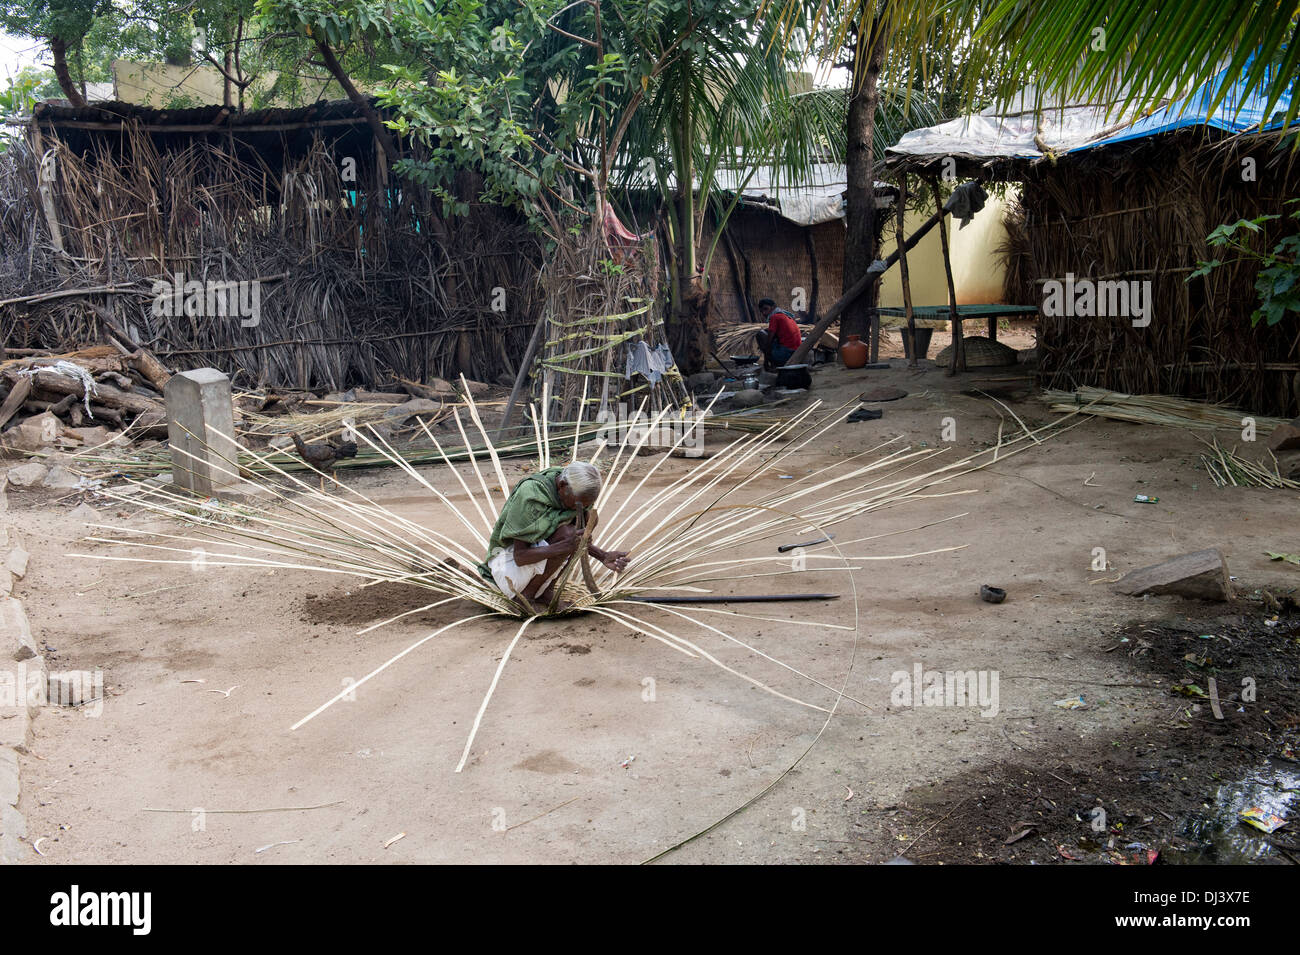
xmin=0 ymin=0 xmax=112 ymax=105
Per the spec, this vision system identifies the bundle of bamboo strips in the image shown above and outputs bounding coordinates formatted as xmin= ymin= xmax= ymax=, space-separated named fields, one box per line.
xmin=1042 ymin=386 xmax=1287 ymax=432
xmin=1197 ymin=436 xmax=1300 ymax=489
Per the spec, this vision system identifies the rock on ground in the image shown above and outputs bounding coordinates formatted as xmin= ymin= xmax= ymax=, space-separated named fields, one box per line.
xmin=5 ymin=545 xmax=27 ymax=579
xmin=4 ymin=412 xmax=64 ymax=452
xmin=3 ymin=463 xmax=48 ymax=488
xmin=1112 ymin=548 xmax=1233 ymax=601
xmin=1 ymin=804 xmax=26 ymax=864
xmin=1267 ymin=418 xmax=1300 ymax=453
xmin=383 ymin=398 xmax=441 ymax=426
xmin=1 ymin=597 xmax=40 ymax=663
xmin=40 ymin=466 xmax=83 ymax=489
xmin=687 ymin=372 xmax=719 ymax=392
xmin=0 ymin=748 xmax=18 ymax=808
xmin=731 ymin=389 xmax=765 ymax=408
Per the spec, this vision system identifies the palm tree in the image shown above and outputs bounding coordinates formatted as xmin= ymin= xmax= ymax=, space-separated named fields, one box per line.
xmin=586 ymin=2 xmax=945 ymax=370
xmin=757 ymin=1 xmax=1009 ymax=339
xmin=570 ymin=2 xmax=843 ymax=372
xmin=973 ymin=0 xmax=1299 ymax=132
xmin=768 ymin=0 xmax=1298 ymax=341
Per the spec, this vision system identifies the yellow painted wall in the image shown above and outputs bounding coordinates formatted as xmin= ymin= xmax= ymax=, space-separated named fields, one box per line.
xmin=877 ymin=188 xmax=1015 ymax=311
xmin=111 ymin=60 xmax=341 ymax=107
xmin=112 ymin=60 xmax=227 ymax=106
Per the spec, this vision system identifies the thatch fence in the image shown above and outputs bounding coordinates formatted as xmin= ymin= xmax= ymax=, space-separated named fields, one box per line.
xmin=0 ymin=101 xmax=544 ymax=392
xmin=1000 ymin=132 xmax=1299 ymax=416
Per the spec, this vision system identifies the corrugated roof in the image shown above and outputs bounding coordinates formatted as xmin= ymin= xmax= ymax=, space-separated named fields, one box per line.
xmin=627 ymin=161 xmax=894 ymax=226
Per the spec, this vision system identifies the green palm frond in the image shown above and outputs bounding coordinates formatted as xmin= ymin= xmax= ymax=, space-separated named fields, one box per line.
xmin=973 ymin=0 xmax=1300 ymax=132
xmin=767 ymin=0 xmax=1298 ymax=134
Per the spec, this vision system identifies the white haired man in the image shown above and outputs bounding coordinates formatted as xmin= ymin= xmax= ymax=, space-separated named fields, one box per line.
xmin=477 ymin=461 xmax=630 ymax=613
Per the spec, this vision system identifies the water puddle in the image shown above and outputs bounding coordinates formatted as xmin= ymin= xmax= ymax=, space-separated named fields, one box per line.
xmin=1164 ymin=762 xmax=1299 ymax=864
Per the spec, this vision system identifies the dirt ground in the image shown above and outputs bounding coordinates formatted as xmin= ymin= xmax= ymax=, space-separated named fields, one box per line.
xmin=6 ymin=339 xmax=1299 ymax=864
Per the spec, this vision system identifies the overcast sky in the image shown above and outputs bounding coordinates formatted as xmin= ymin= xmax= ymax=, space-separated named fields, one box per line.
xmin=1 ymin=31 xmax=47 ymax=80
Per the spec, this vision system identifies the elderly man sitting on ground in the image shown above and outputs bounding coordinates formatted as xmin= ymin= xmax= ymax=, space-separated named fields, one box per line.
xmin=477 ymin=461 xmax=630 ymax=613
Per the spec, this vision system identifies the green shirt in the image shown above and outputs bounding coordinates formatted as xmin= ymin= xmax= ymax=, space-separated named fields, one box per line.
xmin=477 ymin=466 xmax=577 ymax=579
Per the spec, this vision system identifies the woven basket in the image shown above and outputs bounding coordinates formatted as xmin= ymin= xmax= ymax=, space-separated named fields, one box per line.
xmin=933 ymin=336 xmax=1018 ymax=368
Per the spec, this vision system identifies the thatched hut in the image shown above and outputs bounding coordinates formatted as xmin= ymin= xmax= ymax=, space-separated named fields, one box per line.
xmin=885 ymin=71 xmax=1299 ymax=416
xmin=1 ymin=99 xmax=543 ymax=391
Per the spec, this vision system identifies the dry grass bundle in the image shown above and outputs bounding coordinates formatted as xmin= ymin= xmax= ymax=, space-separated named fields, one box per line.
xmin=1042 ymin=386 xmax=1287 ymax=432
xmin=715 ymin=321 xmax=839 ymax=355
xmin=75 ymin=383 xmax=1087 ymax=771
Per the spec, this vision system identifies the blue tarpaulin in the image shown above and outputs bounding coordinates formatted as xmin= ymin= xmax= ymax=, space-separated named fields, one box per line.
xmin=887 ymin=60 xmax=1295 ymax=167
xmin=1075 ymin=64 xmax=1295 ymax=152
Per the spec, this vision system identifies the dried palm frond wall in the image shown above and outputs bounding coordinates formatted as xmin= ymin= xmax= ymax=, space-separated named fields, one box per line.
xmin=1007 ymin=132 xmax=1300 ymax=416
xmin=0 ymin=121 xmax=543 ymax=391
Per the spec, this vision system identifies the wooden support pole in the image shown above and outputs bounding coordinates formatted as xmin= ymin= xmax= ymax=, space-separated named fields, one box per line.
xmin=787 ymin=186 xmax=965 ymax=367
xmin=896 ymin=175 xmax=917 ymax=368
xmin=499 ymin=306 xmax=550 ymax=435
xmin=929 ymin=178 xmax=964 ymax=375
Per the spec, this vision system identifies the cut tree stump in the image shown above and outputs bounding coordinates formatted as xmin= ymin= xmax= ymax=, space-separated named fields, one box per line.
xmin=1112 ymin=548 xmax=1233 ymax=601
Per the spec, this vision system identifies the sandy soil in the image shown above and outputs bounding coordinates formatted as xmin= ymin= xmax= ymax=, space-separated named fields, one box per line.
xmin=5 ymin=351 xmax=1299 ymax=864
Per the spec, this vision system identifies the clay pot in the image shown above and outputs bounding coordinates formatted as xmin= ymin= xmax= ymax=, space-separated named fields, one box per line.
xmin=840 ymin=334 xmax=868 ymax=369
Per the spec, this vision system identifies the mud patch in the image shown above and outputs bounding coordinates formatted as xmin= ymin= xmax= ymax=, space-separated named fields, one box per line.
xmin=299 ymin=582 xmax=476 ymax=628
xmin=516 ymin=750 xmax=580 ymax=774
xmin=853 ymin=605 xmax=1300 ymax=864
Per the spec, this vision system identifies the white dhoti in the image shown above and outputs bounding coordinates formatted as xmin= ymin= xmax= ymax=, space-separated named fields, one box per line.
xmin=487 ymin=540 xmax=562 ymax=599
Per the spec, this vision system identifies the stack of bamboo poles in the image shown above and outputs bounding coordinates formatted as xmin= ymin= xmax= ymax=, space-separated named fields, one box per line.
xmin=1042 ymin=386 xmax=1287 ymax=432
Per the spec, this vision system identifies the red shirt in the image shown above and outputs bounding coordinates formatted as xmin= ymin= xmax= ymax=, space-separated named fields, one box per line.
xmin=767 ymin=309 xmax=801 ymax=349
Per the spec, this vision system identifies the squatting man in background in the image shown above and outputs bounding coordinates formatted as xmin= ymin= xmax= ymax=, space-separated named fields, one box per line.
xmin=478 ymin=461 xmax=630 ymax=613
xmin=754 ymin=297 xmax=801 ymax=370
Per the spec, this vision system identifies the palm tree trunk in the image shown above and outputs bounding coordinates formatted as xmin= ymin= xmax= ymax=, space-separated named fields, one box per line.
xmin=50 ymin=37 xmax=86 ymax=108
xmin=669 ymin=73 xmax=708 ymax=375
xmin=841 ymin=12 xmax=888 ymax=341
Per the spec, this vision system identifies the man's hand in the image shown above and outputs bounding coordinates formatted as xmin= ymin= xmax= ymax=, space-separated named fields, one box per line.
xmin=599 ymin=550 xmax=630 ymax=573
